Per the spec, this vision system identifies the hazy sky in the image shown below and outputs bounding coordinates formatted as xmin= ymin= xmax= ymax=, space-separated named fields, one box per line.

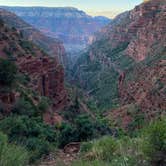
xmin=0 ymin=0 xmax=143 ymax=18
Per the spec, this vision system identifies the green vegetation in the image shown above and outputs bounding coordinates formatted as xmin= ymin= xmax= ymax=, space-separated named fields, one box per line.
xmin=72 ymin=37 xmax=135 ymax=111
xmin=0 ymin=132 xmax=29 ymax=166
xmin=0 ymin=52 xmax=114 ymax=164
xmin=75 ymin=115 xmax=96 ymax=141
xmin=73 ymin=54 xmax=120 ymax=110
xmin=0 ymin=67 xmax=58 ymax=163
xmin=19 ymin=40 xmax=34 ymax=51
xmin=71 ymin=117 xmax=166 ymax=166
xmin=58 ymin=113 xmax=112 ymax=148
xmin=109 ymin=42 xmax=129 ymax=57
xmin=0 ymin=11 xmax=165 ymax=165
xmin=142 ymin=118 xmax=166 ymax=165
xmin=83 ymin=61 xmax=102 ymax=72
xmin=0 ymin=72 xmax=113 ymax=164
xmin=16 ymin=73 xmax=30 ymax=85
xmin=0 ymin=115 xmax=57 ymax=162
xmin=57 ymin=123 xmax=77 ymax=148
xmin=12 ymin=98 xmax=36 ymax=116
xmin=0 ymin=58 xmax=17 ymax=86
xmin=38 ymin=96 xmax=50 ymax=113
xmin=72 ymin=160 xmax=110 ymax=166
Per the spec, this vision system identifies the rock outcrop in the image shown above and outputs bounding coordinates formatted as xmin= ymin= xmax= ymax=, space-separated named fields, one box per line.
xmin=108 ymin=0 xmax=166 ymax=129
xmin=18 ymin=56 xmax=67 ymax=110
xmin=93 ymin=0 xmax=166 ymax=61
xmin=126 ymin=0 xmax=166 ymax=61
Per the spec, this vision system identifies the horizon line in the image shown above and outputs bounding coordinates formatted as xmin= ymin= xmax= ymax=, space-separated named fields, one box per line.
xmin=0 ymin=5 xmax=122 ymax=18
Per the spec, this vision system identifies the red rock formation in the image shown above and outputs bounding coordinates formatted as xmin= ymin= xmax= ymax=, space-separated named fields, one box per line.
xmin=0 ymin=15 xmax=68 ymax=124
xmin=119 ymin=60 xmax=166 ymax=116
xmin=18 ymin=56 xmax=67 ymax=111
xmin=93 ymin=0 xmax=166 ymax=62
xmin=126 ymin=0 xmax=166 ymax=61
xmin=108 ymin=104 xmax=134 ymax=129
xmin=0 ymin=9 xmax=67 ymax=65
xmin=43 ymin=111 xmax=63 ymax=125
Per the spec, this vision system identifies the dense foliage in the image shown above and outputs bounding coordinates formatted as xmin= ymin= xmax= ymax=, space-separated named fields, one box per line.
xmin=0 ymin=59 xmax=17 ymax=86
xmin=0 ymin=114 xmax=57 ymax=162
xmin=71 ymin=118 xmax=166 ymax=166
xmin=0 ymin=132 xmax=29 ymax=166
xmin=58 ymin=113 xmax=112 ymax=148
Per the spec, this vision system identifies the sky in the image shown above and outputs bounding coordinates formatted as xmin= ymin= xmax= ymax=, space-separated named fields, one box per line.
xmin=0 ymin=0 xmax=143 ymax=18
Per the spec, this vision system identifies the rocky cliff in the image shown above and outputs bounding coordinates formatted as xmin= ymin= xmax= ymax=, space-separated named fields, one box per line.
xmin=93 ymin=0 xmax=166 ymax=61
xmin=1 ymin=7 xmax=111 ymax=53
xmin=0 ymin=12 xmax=67 ymax=122
xmin=73 ymin=0 xmax=166 ymax=125
xmin=0 ymin=9 xmax=66 ymax=65
xmin=18 ymin=56 xmax=67 ymax=111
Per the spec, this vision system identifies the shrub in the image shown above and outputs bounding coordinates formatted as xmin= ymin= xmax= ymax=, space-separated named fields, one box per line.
xmin=114 ymin=137 xmax=149 ymax=166
xmin=0 ymin=116 xmax=57 ymax=162
xmin=0 ymin=58 xmax=17 ymax=86
xmin=12 ymin=98 xmax=36 ymax=117
xmin=0 ymin=132 xmax=29 ymax=166
xmin=75 ymin=115 xmax=95 ymax=141
xmin=58 ymin=123 xmax=77 ymax=148
xmin=142 ymin=118 xmax=166 ymax=165
xmin=75 ymin=118 xmax=166 ymax=166
xmin=110 ymin=156 xmax=147 ymax=166
xmin=80 ymin=142 xmax=93 ymax=154
xmin=26 ymin=137 xmax=50 ymax=162
xmin=16 ymin=73 xmax=30 ymax=85
xmin=38 ymin=96 xmax=50 ymax=113
xmin=62 ymin=105 xmax=80 ymax=122
xmin=83 ymin=136 xmax=118 ymax=161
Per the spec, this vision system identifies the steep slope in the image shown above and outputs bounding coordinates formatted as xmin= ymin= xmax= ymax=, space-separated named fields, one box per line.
xmin=0 ymin=8 xmax=66 ymax=65
xmin=0 ymin=13 xmax=67 ymax=119
xmin=0 ymin=10 xmax=109 ymax=149
xmin=73 ymin=0 xmax=166 ymax=119
xmin=1 ymin=7 xmax=111 ymax=53
xmin=0 ymin=12 xmax=70 ymax=162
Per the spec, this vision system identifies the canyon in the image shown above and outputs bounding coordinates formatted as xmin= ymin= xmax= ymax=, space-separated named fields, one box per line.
xmin=1 ymin=6 xmax=111 ymax=53
xmin=73 ymin=0 xmax=166 ymax=127
xmin=0 ymin=0 xmax=165 ymax=165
